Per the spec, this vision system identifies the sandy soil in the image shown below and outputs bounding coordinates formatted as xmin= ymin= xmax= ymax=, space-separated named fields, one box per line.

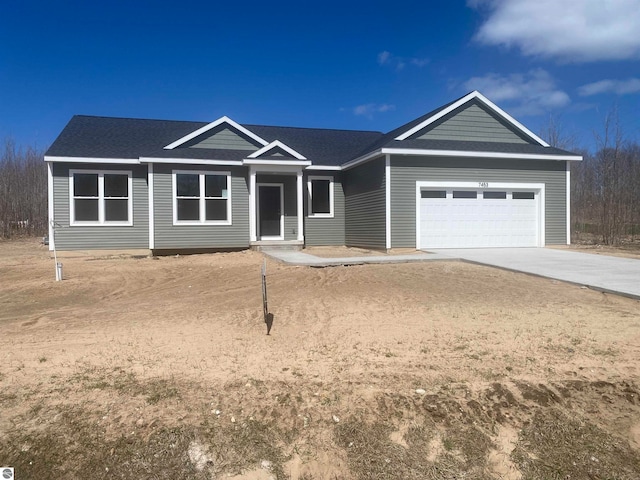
xmin=1 ymin=238 xmax=639 ymax=479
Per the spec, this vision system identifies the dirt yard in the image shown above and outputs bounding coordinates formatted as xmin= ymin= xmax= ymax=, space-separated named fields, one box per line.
xmin=1 ymin=238 xmax=640 ymax=479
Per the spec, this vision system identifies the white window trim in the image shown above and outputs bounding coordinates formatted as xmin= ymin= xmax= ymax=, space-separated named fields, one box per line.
xmin=69 ymin=169 xmax=133 ymax=226
xmin=307 ymin=175 xmax=334 ymax=218
xmin=172 ymin=170 xmax=232 ymax=226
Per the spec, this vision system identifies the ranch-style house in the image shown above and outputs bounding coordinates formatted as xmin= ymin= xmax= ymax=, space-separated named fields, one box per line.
xmin=45 ymin=91 xmax=582 ymax=252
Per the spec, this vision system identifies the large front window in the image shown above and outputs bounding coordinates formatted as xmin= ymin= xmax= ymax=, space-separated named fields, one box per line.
xmin=70 ymin=170 xmax=132 ymax=225
xmin=173 ymin=171 xmax=231 ymax=224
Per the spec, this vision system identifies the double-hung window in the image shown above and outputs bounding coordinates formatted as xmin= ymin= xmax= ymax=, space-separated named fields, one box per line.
xmin=307 ymin=176 xmax=334 ymax=218
xmin=173 ymin=171 xmax=231 ymax=225
xmin=70 ymin=170 xmax=132 ymax=225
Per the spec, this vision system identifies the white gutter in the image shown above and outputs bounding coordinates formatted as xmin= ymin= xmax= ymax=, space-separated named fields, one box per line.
xmin=140 ymin=157 xmax=243 ymax=166
xmin=382 ymin=148 xmax=583 ymax=162
xmin=44 ymin=156 xmax=140 ymax=164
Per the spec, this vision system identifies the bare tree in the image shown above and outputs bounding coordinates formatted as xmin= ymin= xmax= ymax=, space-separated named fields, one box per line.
xmin=541 ymin=110 xmax=640 ymax=246
xmin=0 ymin=138 xmax=47 ymax=239
xmin=539 ymin=114 xmax=579 ymax=151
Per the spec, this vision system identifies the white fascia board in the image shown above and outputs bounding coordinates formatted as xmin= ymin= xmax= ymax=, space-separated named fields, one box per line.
xmin=394 ymin=90 xmax=551 ymax=147
xmin=44 ymin=155 xmax=140 ymax=164
xmin=243 ymin=159 xmax=311 ymax=166
xmin=250 ymin=163 xmax=303 ymax=174
xmin=340 ymin=150 xmax=384 ymax=171
xmin=163 ymin=115 xmax=269 ymax=150
xmin=305 ymin=165 xmax=342 ymax=171
xmin=472 ymin=91 xmax=550 ymax=146
xmin=139 ymin=157 xmax=243 ymax=166
xmin=382 ymin=148 xmax=582 ymax=161
xmin=247 ymin=140 xmax=307 ymax=160
xmin=396 ymin=91 xmax=478 ymax=141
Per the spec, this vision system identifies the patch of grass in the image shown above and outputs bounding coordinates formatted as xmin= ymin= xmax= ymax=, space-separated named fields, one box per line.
xmin=512 ymin=408 xmax=640 ymax=479
xmin=334 ymin=416 xmax=491 ymax=480
xmin=0 ymin=392 xmax=18 ymax=405
xmin=0 ymin=406 xmax=197 ymax=480
xmin=0 ymin=404 xmax=293 ymax=480
xmin=38 ymin=356 xmax=47 ymax=363
xmin=198 ymin=417 xmax=291 ymax=479
xmin=72 ymin=367 xmax=181 ymax=405
xmin=442 ymin=437 xmax=455 ymax=451
xmin=145 ymin=379 xmax=180 ymax=405
xmin=592 ymin=346 xmax=619 ymax=357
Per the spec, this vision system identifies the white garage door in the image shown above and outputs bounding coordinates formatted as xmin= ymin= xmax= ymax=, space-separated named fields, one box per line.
xmin=419 ymin=188 xmax=540 ymax=248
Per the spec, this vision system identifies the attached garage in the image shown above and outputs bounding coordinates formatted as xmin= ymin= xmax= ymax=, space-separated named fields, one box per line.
xmin=416 ymin=181 xmax=544 ymax=249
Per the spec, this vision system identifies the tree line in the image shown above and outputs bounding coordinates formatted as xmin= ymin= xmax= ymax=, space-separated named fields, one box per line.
xmin=548 ymin=111 xmax=640 ymax=246
xmin=0 ymin=139 xmax=47 ymax=239
xmin=0 ymin=115 xmax=639 ymax=244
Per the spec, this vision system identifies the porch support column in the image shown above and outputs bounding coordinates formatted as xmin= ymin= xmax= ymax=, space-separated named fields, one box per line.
xmin=566 ymin=161 xmax=571 ymax=245
xmin=385 ymin=154 xmax=391 ymax=250
xmin=249 ymin=167 xmax=257 ymax=242
xmin=296 ymin=169 xmax=304 ymax=242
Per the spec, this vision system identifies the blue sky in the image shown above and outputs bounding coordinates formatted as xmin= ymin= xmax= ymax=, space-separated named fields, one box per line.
xmin=1 ymin=0 xmax=639 ymax=152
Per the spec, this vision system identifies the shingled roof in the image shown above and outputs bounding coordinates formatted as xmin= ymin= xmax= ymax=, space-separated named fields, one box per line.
xmin=46 ymin=92 xmax=580 ymax=166
xmin=45 ymin=115 xmax=384 ymax=166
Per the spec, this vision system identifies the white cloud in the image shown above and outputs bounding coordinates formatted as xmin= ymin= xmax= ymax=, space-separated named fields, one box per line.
xmin=463 ymin=69 xmax=570 ymax=116
xmin=410 ymin=58 xmax=430 ymax=67
xmin=469 ymin=0 xmax=640 ymax=62
xmin=352 ymin=103 xmax=396 ymax=118
xmin=578 ymin=78 xmax=640 ymax=96
xmin=377 ymin=51 xmax=429 ymax=71
xmin=377 ymin=51 xmax=392 ymax=65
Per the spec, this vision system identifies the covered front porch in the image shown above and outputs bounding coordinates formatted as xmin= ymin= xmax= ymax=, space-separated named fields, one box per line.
xmin=248 ymin=164 xmax=305 ymax=248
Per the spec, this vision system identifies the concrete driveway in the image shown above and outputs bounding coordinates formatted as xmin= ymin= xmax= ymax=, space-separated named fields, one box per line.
xmin=429 ymin=248 xmax=640 ymax=300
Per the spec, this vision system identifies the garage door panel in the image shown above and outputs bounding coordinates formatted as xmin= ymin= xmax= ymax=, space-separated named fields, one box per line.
xmin=420 ymin=188 xmax=539 ymax=248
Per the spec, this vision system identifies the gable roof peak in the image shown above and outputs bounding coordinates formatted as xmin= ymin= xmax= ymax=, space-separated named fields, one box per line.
xmin=247 ymin=140 xmax=307 ymax=160
xmin=394 ymin=90 xmax=550 ymax=147
xmin=163 ymin=115 xmax=269 ymax=150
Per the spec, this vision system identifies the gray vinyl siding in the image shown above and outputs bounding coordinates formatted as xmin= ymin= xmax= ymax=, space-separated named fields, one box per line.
xmin=417 ymin=102 xmax=530 ymax=144
xmin=256 ymin=174 xmax=298 ymax=241
xmin=390 ymin=156 xmax=567 ymax=247
xmin=304 ymin=173 xmax=345 ymax=246
xmin=153 ymin=165 xmax=249 ymax=249
xmin=189 ymin=127 xmax=258 ymax=150
xmin=344 ymin=158 xmax=386 ymax=249
xmin=52 ymin=163 xmax=149 ymax=250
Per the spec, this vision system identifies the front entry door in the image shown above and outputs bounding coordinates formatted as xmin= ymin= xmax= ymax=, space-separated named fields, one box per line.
xmin=257 ymin=184 xmax=283 ymax=240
